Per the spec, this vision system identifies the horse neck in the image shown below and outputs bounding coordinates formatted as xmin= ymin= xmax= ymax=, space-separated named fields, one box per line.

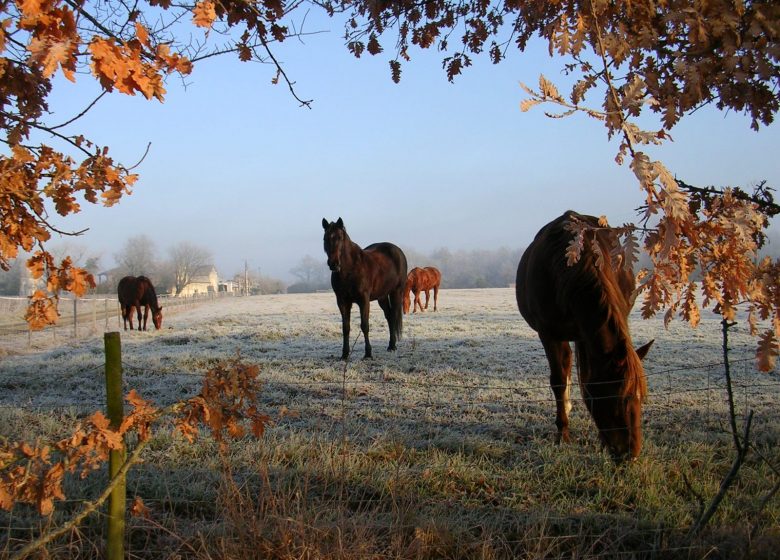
xmin=142 ymin=285 xmax=159 ymax=310
xmin=338 ymin=236 xmax=363 ymax=271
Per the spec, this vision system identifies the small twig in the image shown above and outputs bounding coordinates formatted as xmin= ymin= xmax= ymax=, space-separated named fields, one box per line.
xmin=256 ymin=32 xmax=312 ymax=108
xmin=681 ymin=471 xmax=706 ymax=522
xmin=678 ymin=179 xmax=780 ymax=217
xmin=689 ymin=320 xmax=754 ymax=537
xmin=126 ymin=142 xmax=152 ymax=171
xmin=689 ymin=411 xmax=753 ymax=537
xmin=50 ymin=92 xmax=108 ymax=131
xmin=750 ymin=476 xmax=780 ymax=540
xmin=721 ymin=320 xmax=742 ymax=453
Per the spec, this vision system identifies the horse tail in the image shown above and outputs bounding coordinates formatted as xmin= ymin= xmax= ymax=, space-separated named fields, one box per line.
xmin=574 ymin=340 xmax=589 ymax=400
xmin=396 ymin=251 xmax=408 ymax=340
xmin=395 ymin=292 xmax=403 ymax=340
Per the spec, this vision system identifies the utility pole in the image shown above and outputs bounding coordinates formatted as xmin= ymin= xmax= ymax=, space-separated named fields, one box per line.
xmin=244 ymin=260 xmax=249 ymax=296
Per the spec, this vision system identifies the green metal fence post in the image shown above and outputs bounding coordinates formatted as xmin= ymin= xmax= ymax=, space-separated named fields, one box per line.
xmin=104 ymin=332 xmax=125 ymax=560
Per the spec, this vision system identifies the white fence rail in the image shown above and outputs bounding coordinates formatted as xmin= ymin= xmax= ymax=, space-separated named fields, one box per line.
xmin=0 ymin=292 xmax=238 ymax=342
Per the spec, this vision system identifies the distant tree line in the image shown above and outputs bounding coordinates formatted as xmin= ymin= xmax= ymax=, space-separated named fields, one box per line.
xmin=406 ymin=247 xmax=524 ymax=289
xmin=287 ymin=246 xmax=526 ymax=293
xmin=11 ymin=232 xmax=779 ymax=297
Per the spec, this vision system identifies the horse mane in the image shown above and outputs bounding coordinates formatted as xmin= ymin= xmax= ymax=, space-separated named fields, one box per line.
xmin=137 ymin=276 xmax=161 ymax=310
xmin=557 ymin=217 xmax=647 ymax=404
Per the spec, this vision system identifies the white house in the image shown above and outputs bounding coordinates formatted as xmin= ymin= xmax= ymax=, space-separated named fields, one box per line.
xmin=178 ymin=265 xmax=219 ymax=297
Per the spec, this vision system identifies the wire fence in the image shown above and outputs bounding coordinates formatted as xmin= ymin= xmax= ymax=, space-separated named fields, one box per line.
xmin=0 ymin=291 xmax=239 ymax=343
xmin=1 ymin=330 xmax=779 ymax=558
xmin=0 ymin=354 xmax=775 ymax=438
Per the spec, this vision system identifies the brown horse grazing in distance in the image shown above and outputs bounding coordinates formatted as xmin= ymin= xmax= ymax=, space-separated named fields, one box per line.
xmin=322 ymin=218 xmax=407 ymax=360
xmin=515 ymin=211 xmax=653 ymax=461
xmin=403 ymin=266 xmax=442 ymax=314
xmin=118 ymin=276 xmax=163 ymax=331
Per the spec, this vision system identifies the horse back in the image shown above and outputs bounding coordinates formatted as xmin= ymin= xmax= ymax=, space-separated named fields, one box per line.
xmin=516 ymin=210 xmax=633 ymax=341
xmin=423 ymin=266 xmax=441 ymax=287
xmin=117 ymin=276 xmax=138 ymax=306
xmin=362 ymin=242 xmax=408 ymax=298
xmin=136 ymin=276 xmax=159 ymax=308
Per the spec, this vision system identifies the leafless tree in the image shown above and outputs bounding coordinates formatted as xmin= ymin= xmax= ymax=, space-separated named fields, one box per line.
xmin=114 ymin=236 xmax=158 ymax=279
xmin=169 ymin=242 xmax=213 ymax=295
xmin=290 ymin=255 xmax=329 ymax=286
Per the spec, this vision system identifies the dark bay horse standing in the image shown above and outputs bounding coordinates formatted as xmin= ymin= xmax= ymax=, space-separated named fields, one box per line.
xmin=118 ymin=276 xmax=163 ymax=331
xmin=515 ymin=211 xmax=653 ymax=460
xmin=322 ymin=218 xmax=407 ymax=360
xmin=403 ymin=266 xmax=442 ymax=314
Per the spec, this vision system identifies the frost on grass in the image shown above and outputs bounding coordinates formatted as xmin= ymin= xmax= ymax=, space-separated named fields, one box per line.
xmin=1 ymin=288 xmax=779 ymax=554
xmin=0 ymin=289 xmax=774 ymax=446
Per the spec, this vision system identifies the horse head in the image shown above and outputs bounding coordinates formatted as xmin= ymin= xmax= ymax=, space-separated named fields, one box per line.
xmin=322 ymin=217 xmax=347 ymax=272
xmin=584 ymin=339 xmax=654 ymax=461
xmin=402 ymin=276 xmax=413 ymax=314
xmin=152 ymin=305 xmax=163 ymax=330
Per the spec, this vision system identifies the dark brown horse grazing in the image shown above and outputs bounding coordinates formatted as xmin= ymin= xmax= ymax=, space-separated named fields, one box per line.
xmin=322 ymin=218 xmax=407 ymax=360
xmin=403 ymin=266 xmax=442 ymax=314
xmin=118 ymin=276 xmax=163 ymax=331
xmin=515 ymin=211 xmax=653 ymax=460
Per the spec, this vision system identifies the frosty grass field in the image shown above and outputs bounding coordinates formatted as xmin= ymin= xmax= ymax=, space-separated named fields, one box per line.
xmin=1 ymin=288 xmax=780 ymax=557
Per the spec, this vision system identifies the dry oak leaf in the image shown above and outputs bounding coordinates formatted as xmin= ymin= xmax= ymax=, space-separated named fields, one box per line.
xmin=193 ymin=1 xmax=218 ymax=28
xmin=757 ymin=330 xmax=779 ymax=372
xmin=24 ymin=291 xmax=59 ymax=330
xmin=130 ymin=496 xmax=151 ymax=518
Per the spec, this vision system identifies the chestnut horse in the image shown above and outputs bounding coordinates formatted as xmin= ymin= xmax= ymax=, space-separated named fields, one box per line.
xmin=403 ymin=266 xmax=441 ymax=314
xmin=322 ymin=218 xmax=407 ymax=360
xmin=118 ymin=275 xmax=163 ymax=331
xmin=515 ymin=211 xmax=653 ymax=460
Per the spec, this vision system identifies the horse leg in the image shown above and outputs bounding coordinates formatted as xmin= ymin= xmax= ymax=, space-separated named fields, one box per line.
xmin=121 ymin=305 xmax=128 ymax=330
xmin=423 ymin=289 xmax=430 ymax=310
xmin=135 ymin=305 xmax=143 ymax=331
xmin=378 ymin=296 xmax=396 ymax=352
xmin=357 ymin=297 xmax=372 ymax=359
xmin=540 ymin=336 xmax=573 ymax=444
xmin=433 ymin=285 xmax=439 ymax=311
xmin=127 ymin=305 xmax=135 ymax=330
xmin=413 ymin=289 xmax=422 ymax=313
xmin=338 ymin=298 xmax=352 ymax=360
xmin=142 ymin=304 xmax=149 ymax=331
xmin=391 ymin=285 xmax=404 ymax=347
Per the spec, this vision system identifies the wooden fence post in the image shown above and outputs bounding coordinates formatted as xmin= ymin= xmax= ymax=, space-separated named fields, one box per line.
xmin=104 ymin=332 xmax=126 ymax=560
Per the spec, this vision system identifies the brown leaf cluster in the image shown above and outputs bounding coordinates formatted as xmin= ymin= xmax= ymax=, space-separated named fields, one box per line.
xmin=2 ymin=0 xmax=305 ymax=329
xmin=3 ymin=0 xmax=260 ymax=328
xmin=1 ymin=357 xmax=270 ymax=516
xmin=635 ymin=173 xmax=780 ymax=370
xmin=0 ymin=390 xmax=157 ymax=515
xmin=341 ymin=1 xmax=779 ymax=131
xmin=176 ymin=357 xmax=271 ymax=446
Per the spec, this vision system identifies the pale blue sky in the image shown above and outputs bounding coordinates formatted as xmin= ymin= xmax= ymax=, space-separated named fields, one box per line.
xmin=41 ymin=13 xmax=780 ymax=282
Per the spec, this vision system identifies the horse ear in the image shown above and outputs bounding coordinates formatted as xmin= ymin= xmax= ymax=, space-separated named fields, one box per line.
xmin=635 ymin=339 xmax=654 ymax=360
xmin=336 ymin=217 xmax=344 ymax=228
xmin=322 ymin=218 xmax=329 ymax=230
